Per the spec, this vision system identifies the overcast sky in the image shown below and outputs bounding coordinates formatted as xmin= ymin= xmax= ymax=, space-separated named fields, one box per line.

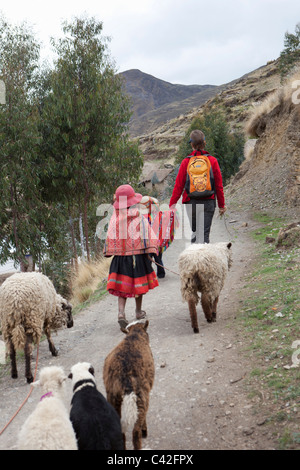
xmin=0 ymin=0 xmax=299 ymax=85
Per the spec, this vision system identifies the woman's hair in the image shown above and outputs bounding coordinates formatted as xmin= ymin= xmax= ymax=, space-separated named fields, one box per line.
xmin=190 ymin=129 xmax=206 ymax=151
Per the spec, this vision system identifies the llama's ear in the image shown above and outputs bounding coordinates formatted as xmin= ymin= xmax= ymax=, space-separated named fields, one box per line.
xmin=68 ymin=373 xmax=73 ymax=379
xmin=143 ymin=320 xmax=149 ymax=330
xmin=227 ymin=242 xmax=232 ymax=249
xmin=121 ymin=327 xmax=128 ymax=335
xmin=88 ymin=366 xmax=95 ymax=376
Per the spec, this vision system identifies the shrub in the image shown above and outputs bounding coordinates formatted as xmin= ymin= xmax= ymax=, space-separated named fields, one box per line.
xmin=175 ymin=109 xmax=245 ymax=184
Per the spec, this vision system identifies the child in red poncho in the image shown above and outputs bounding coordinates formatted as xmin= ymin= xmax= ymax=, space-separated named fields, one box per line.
xmin=103 ymin=184 xmax=159 ymax=328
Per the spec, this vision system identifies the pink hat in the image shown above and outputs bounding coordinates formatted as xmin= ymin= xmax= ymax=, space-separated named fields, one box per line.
xmin=113 ymin=184 xmax=142 ymax=209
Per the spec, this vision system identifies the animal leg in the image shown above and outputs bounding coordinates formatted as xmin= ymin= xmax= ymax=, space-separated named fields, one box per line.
xmin=212 ymin=297 xmax=219 ymax=322
xmin=8 ymin=338 xmax=18 ymax=379
xmin=108 ymin=393 xmax=126 ymax=450
xmin=132 ymin=410 xmax=143 ymax=451
xmin=24 ymin=334 xmax=33 ymax=384
xmin=132 ymin=424 xmax=142 ymax=450
xmin=142 ymin=418 xmax=147 ymax=438
xmin=45 ymin=330 xmax=58 ymax=356
xmin=115 ymin=398 xmax=126 ymax=450
xmin=201 ymin=293 xmax=213 ymax=323
xmin=133 ymin=394 xmax=149 ymax=450
xmin=188 ymin=299 xmax=199 ymax=333
xmin=141 ymin=393 xmax=150 ymax=438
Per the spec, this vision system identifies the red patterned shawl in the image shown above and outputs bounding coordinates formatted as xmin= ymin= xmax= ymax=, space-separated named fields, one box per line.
xmin=103 ymin=207 xmax=159 ymax=257
xmin=140 ymin=199 xmax=178 ymax=253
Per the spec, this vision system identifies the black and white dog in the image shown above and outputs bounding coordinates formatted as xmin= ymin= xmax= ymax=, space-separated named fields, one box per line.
xmin=68 ymin=362 xmax=124 ymax=450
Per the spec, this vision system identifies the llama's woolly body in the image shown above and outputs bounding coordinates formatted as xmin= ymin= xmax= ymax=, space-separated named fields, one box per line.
xmin=103 ymin=320 xmax=155 ymax=450
xmin=0 ymin=272 xmax=72 ymax=349
xmin=0 ymin=272 xmax=73 ymax=382
xmin=0 ymin=273 xmax=56 ymax=349
xmin=178 ymin=242 xmax=232 ymax=332
xmin=179 ymin=242 xmax=232 ymax=304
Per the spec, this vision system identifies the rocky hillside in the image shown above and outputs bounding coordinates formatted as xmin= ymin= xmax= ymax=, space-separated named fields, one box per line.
xmin=120 ymin=69 xmax=221 ymax=136
xmin=136 ymin=59 xmax=282 ymax=178
xmin=126 ymin=59 xmax=299 ymax=214
xmin=228 ymin=67 xmax=300 ymax=214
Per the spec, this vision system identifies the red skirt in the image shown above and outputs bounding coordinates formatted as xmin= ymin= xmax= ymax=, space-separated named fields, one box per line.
xmin=107 ymin=254 xmax=159 ymax=298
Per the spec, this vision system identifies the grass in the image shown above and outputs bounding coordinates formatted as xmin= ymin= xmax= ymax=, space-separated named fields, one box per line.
xmin=245 ymin=67 xmax=300 ymax=138
xmin=237 ymin=212 xmax=300 ymax=449
xmin=70 ymin=257 xmax=111 ymax=309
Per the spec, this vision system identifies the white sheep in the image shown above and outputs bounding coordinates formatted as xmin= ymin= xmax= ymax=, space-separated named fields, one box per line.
xmin=0 ymin=272 xmax=73 ymax=383
xmin=18 ymin=366 xmax=78 ymax=450
xmin=178 ymin=242 xmax=232 ymax=333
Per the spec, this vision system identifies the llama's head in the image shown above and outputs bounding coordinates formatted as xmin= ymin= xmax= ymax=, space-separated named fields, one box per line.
xmin=121 ymin=319 xmax=149 ymax=336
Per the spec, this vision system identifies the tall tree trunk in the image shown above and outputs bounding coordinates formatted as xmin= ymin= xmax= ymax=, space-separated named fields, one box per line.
xmin=79 ymin=213 xmax=86 ymax=262
xmin=82 ymin=140 xmax=90 ymax=261
xmin=69 ymin=214 xmax=78 ymax=271
xmin=83 ymin=194 xmax=90 ymax=262
xmin=10 ymin=183 xmax=24 ymax=270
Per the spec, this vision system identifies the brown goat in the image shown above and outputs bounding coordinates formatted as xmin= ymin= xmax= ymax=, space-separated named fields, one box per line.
xmin=103 ymin=320 xmax=155 ymax=450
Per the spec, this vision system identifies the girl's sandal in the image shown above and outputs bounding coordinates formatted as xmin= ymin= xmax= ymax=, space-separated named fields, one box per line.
xmin=135 ymin=310 xmax=147 ymax=320
xmin=118 ymin=314 xmax=129 ymax=329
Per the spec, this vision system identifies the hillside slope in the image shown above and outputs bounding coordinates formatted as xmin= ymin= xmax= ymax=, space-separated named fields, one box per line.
xmin=137 ymin=60 xmax=282 ymax=176
xmin=228 ymin=69 xmax=300 ymax=213
xmin=120 ymin=69 xmax=220 ymax=136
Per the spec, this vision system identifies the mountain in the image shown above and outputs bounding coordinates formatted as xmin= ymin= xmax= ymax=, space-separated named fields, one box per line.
xmin=119 ymin=69 xmax=221 ymax=136
xmin=133 ymin=58 xmax=299 ymax=213
xmin=136 ymin=59 xmax=282 ymax=163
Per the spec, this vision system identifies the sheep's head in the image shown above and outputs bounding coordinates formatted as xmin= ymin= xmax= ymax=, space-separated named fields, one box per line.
xmin=33 ymin=366 xmax=67 ymax=396
xmin=226 ymin=242 xmax=233 ymax=269
xmin=68 ymin=362 xmax=96 ymax=387
xmin=52 ymin=295 xmax=74 ymax=330
xmin=61 ymin=298 xmax=74 ymax=328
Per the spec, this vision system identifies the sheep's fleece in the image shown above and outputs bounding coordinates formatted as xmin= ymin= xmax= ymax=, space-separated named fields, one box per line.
xmin=18 ymin=366 xmax=78 ymax=450
xmin=178 ymin=242 xmax=233 ymax=304
xmin=0 ymin=272 xmax=69 ymax=350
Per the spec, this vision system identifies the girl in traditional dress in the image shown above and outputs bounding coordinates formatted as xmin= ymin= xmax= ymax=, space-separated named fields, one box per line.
xmin=103 ymin=185 xmax=159 ymax=328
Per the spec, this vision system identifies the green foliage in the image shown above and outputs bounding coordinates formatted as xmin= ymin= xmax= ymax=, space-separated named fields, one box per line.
xmin=239 ymin=213 xmax=300 ymax=449
xmin=175 ymin=109 xmax=245 ymax=184
xmin=0 ymin=17 xmax=50 ymax=266
xmin=39 ymin=16 xmax=143 ymax=260
xmin=279 ymin=23 xmax=300 ymax=80
xmin=0 ymin=14 xmax=143 ymax=285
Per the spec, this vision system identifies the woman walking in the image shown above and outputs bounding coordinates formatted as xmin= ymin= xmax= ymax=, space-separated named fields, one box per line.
xmin=169 ymin=129 xmax=226 ymax=244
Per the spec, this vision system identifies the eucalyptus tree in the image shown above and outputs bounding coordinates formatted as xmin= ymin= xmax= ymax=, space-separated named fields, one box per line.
xmin=41 ymin=16 xmax=142 ymax=261
xmin=0 ymin=17 xmax=47 ymax=268
xmin=279 ymin=23 xmax=300 ymax=80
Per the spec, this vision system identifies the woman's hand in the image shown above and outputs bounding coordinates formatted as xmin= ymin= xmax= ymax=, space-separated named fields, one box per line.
xmin=219 ymin=206 xmax=227 ymax=216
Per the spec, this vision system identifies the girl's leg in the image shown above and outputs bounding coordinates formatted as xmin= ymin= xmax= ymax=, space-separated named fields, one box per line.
xmin=135 ymin=295 xmax=146 ymax=319
xmin=118 ymin=296 xmax=128 ymax=327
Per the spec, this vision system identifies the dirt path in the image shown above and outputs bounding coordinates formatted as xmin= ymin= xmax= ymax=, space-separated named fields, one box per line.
xmin=0 ymin=205 xmax=277 ymax=450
